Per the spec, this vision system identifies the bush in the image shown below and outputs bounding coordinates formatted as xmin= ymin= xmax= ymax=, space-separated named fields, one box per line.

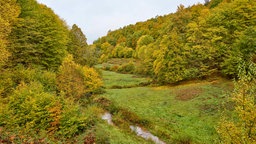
xmin=110 ymin=65 xmax=119 ymax=71
xmin=81 ymin=65 xmax=103 ymax=94
xmin=0 ymin=70 xmax=15 ymax=98
xmin=117 ymin=62 xmax=135 ymax=73
xmin=217 ymin=63 xmax=256 ymax=143
xmin=0 ymin=81 xmax=95 ymax=140
xmin=57 ymin=99 xmax=93 ymax=138
xmin=11 ymin=65 xmax=57 ymax=92
xmin=57 ymin=55 xmax=103 ymax=100
xmin=0 ymin=82 xmax=59 ymax=131
xmin=102 ymin=64 xmax=111 ymax=71
xmin=0 ymin=65 xmax=57 ymax=98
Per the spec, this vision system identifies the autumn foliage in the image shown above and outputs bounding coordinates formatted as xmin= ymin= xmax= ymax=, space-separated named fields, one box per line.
xmin=94 ymin=0 xmax=256 ymax=84
xmin=0 ymin=0 xmax=255 ymax=143
xmin=0 ymin=0 xmax=20 ymax=67
xmin=217 ymin=63 xmax=256 ymax=143
xmin=0 ymin=0 xmax=102 ymax=142
xmin=57 ymin=55 xmax=102 ymax=100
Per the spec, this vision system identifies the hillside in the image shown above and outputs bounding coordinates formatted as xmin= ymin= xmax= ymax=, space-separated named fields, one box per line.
xmin=0 ymin=0 xmax=103 ymax=143
xmin=94 ymin=0 xmax=256 ymax=84
xmin=92 ymin=0 xmax=256 ymax=143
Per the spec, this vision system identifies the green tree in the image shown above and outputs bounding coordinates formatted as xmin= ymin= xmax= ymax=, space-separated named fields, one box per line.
xmin=0 ymin=0 xmax=20 ymax=67
xmin=0 ymin=81 xmax=92 ymax=138
xmin=82 ymin=44 xmax=101 ymax=66
xmin=94 ymin=0 xmax=256 ymax=83
xmin=153 ymin=32 xmax=193 ymax=84
xmin=135 ymin=43 xmax=157 ymax=75
xmin=8 ymin=0 xmax=69 ymax=70
xmin=209 ymin=0 xmax=223 ymax=8
xmin=205 ymin=0 xmax=256 ymax=76
xmin=217 ymin=62 xmax=256 ymax=143
xmin=185 ymin=7 xmax=219 ymax=78
xmin=68 ymin=24 xmax=89 ymax=65
xmin=99 ymin=42 xmax=114 ymax=62
xmin=222 ymin=26 xmax=256 ymax=77
xmin=136 ymin=35 xmax=154 ymax=48
xmin=57 ymin=55 xmax=102 ymax=100
xmin=135 ymin=35 xmax=154 ymax=58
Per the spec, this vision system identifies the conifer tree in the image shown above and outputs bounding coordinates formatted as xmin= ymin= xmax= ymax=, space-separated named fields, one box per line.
xmin=68 ymin=24 xmax=87 ymax=64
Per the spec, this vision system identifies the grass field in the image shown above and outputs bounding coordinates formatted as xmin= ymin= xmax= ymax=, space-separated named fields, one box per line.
xmin=95 ymin=121 xmax=152 ymax=144
xmin=98 ymin=67 xmax=233 ymax=143
xmin=101 ymin=70 xmax=150 ymax=89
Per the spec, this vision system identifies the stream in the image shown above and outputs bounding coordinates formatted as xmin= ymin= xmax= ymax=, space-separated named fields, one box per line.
xmin=102 ymin=112 xmax=113 ymax=125
xmin=102 ymin=112 xmax=166 ymax=144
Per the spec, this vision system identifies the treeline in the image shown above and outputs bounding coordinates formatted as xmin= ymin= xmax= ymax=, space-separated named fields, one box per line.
xmin=0 ymin=0 xmax=102 ymax=142
xmin=94 ymin=0 xmax=256 ymax=84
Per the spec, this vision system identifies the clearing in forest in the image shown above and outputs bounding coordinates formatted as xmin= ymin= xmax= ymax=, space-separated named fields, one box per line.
xmin=97 ymin=64 xmax=233 ymax=143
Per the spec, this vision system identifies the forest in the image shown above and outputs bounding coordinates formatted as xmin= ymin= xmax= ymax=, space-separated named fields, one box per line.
xmin=0 ymin=0 xmax=256 ymax=143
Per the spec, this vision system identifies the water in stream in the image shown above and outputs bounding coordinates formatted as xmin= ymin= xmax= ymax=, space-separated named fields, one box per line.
xmin=102 ymin=112 xmax=166 ymax=144
xmin=102 ymin=112 xmax=113 ymax=125
xmin=130 ymin=126 xmax=166 ymax=144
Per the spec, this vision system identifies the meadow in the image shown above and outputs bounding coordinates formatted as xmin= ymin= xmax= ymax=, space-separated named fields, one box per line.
xmin=95 ymin=64 xmax=233 ymax=143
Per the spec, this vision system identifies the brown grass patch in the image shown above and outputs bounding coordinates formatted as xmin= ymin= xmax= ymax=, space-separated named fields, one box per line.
xmin=93 ymin=97 xmax=112 ymax=107
xmin=211 ymin=79 xmax=234 ymax=91
xmin=175 ymin=87 xmax=203 ymax=101
xmin=200 ymin=104 xmax=218 ymax=113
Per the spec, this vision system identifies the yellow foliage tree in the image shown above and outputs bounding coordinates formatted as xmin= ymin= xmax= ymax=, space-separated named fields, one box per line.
xmin=57 ymin=55 xmax=102 ymax=100
xmin=217 ymin=63 xmax=256 ymax=143
xmin=0 ymin=0 xmax=20 ymax=66
xmin=81 ymin=65 xmax=103 ymax=93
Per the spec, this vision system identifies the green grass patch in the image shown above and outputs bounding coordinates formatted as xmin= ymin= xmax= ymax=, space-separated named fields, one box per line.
xmin=101 ymin=70 xmax=150 ymax=89
xmin=95 ymin=121 xmax=152 ymax=144
xmin=100 ymin=69 xmax=233 ymax=143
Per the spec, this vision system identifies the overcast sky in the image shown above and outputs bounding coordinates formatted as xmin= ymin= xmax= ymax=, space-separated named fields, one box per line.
xmin=37 ymin=0 xmax=205 ymax=44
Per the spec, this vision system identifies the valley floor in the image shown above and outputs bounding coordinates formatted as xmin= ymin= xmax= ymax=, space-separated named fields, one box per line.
xmin=96 ymin=66 xmax=233 ymax=143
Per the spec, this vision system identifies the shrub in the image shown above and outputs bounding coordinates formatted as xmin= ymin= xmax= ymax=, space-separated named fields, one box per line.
xmin=57 ymin=99 xmax=93 ymax=138
xmin=57 ymin=55 xmax=103 ymax=100
xmin=102 ymin=64 xmax=111 ymax=71
xmin=0 ymin=66 xmax=57 ymax=98
xmin=1 ymin=82 xmax=59 ymax=131
xmin=110 ymin=65 xmax=119 ymax=71
xmin=217 ymin=63 xmax=256 ymax=143
xmin=117 ymin=62 xmax=135 ymax=73
xmin=0 ymin=70 xmax=15 ymax=98
xmin=80 ymin=65 xmax=103 ymax=94
xmin=10 ymin=65 xmax=57 ymax=92
xmin=0 ymin=81 xmax=95 ymax=140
